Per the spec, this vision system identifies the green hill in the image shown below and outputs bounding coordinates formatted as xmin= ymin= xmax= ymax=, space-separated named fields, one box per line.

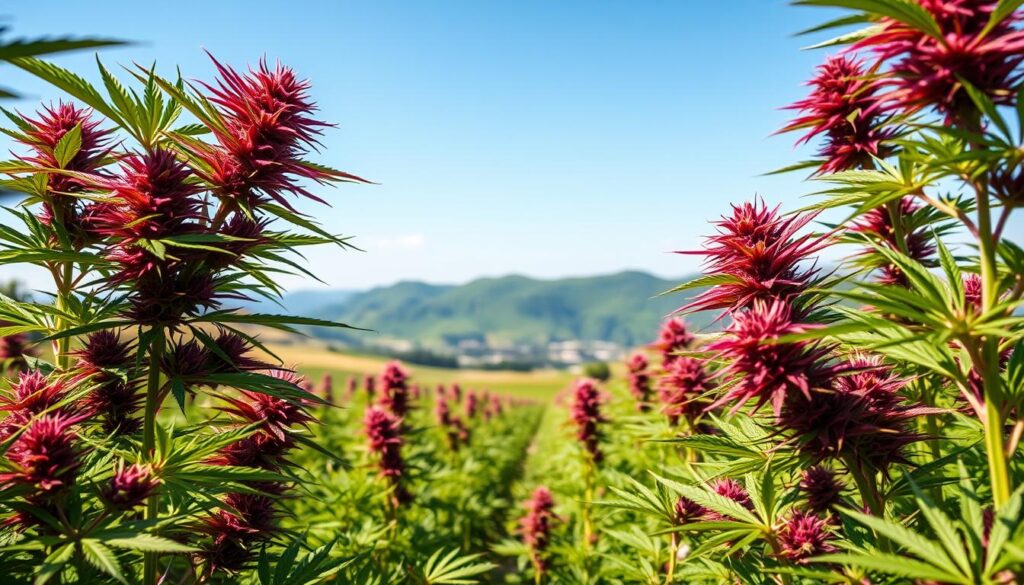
xmin=305 ymin=271 xmax=712 ymax=348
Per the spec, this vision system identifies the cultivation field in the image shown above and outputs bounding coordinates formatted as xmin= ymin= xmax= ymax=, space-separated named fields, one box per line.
xmin=263 ymin=338 xmax=575 ymax=401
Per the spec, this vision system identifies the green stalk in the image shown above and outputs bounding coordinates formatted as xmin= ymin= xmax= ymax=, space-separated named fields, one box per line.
xmin=885 ymin=200 xmax=910 ymax=256
xmin=845 ymin=456 xmax=890 ymax=552
xmin=143 ymin=327 xmax=165 ymax=585
xmin=47 ymin=201 xmax=74 ymax=370
xmin=975 ymin=188 xmax=1012 ymax=508
xmin=581 ymin=455 xmax=594 ymax=583
xmin=847 ymin=460 xmax=884 ymax=517
xmin=665 ymin=532 xmax=678 ymax=585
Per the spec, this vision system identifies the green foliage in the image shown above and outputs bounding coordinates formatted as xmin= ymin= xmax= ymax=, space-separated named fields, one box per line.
xmin=581 ymin=362 xmax=611 ymax=382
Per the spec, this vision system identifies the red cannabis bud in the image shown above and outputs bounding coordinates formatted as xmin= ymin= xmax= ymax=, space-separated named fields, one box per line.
xmin=850 ymin=197 xmax=935 ymax=285
xmin=196 ymin=511 xmax=258 ymax=575
xmin=75 ymin=331 xmax=140 ymax=433
xmin=776 ymin=510 xmax=837 ymax=562
xmin=702 ymin=478 xmax=754 ymax=521
xmin=219 ymin=389 xmax=313 ymax=444
xmin=451 ymin=415 xmax=471 ymax=447
xmin=779 ymin=356 xmax=935 ymax=473
xmin=659 ymin=356 xmax=711 ymax=425
xmin=74 ymin=330 xmax=132 ymax=372
xmin=364 ymin=374 xmax=376 ymax=400
xmin=681 ymin=200 xmax=828 ymax=314
xmin=0 ymin=414 xmax=84 ymax=495
xmin=0 ymin=371 xmax=70 ymax=439
xmin=521 ymin=486 xmax=556 ymax=573
xmin=570 ymin=379 xmax=606 ymax=463
xmin=853 ymin=0 xmax=1024 ymax=120
xmin=223 ymin=492 xmax=280 ymax=537
xmin=963 ymin=273 xmax=983 ymax=309
xmin=800 ymin=466 xmax=844 ymax=515
xmin=378 ymin=361 xmax=411 ymax=417
xmin=16 ymin=103 xmax=113 ymax=238
xmin=626 ymin=353 xmax=653 ymax=411
xmin=652 ymin=318 xmax=694 ymax=367
xmin=206 ymin=214 xmax=271 ymax=270
xmin=783 ymin=55 xmax=895 ymax=173
xmin=713 ymin=478 xmax=752 ymax=507
xmin=210 ymin=433 xmax=287 ymax=470
xmin=102 ymin=462 xmax=159 ymax=510
xmin=207 ymin=332 xmax=271 ymax=374
xmin=17 ymin=102 xmax=111 ymax=174
xmin=85 ymin=378 xmax=143 ymax=435
xmin=192 ymin=55 xmax=366 ymax=210
xmin=992 ymin=163 xmax=1024 ymax=207
xmin=483 ymin=394 xmax=503 ymax=420
xmin=707 ymin=299 xmax=839 ymax=416
xmin=435 ymin=395 xmax=452 ymax=426
xmin=93 ymin=149 xmax=203 ymax=248
xmin=165 ymin=339 xmax=211 ymax=378
xmin=345 ymin=376 xmax=358 ymax=400
xmin=0 ymin=325 xmax=36 ymax=372
xmin=124 ymin=267 xmax=218 ymax=326
xmin=674 ymin=496 xmax=706 ymax=525
xmin=465 ymin=391 xmax=480 ymax=418
xmin=318 ymin=374 xmax=334 ymax=404
xmin=363 ymin=406 xmax=411 ymax=503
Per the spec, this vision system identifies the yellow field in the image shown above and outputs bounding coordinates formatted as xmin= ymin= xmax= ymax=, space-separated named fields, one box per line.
xmin=260 ymin=338 xmax=573 ymax=401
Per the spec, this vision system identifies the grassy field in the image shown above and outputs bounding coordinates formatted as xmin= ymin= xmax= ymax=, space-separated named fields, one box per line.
xmin=261 ymin=338 xmax=574 ymax=401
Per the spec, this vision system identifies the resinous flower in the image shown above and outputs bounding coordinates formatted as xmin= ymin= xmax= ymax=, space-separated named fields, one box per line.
xmin=378 ymin=361 xmax=411 ymax=417
xmin=521 ymin=487 xmax=556 ymax=573
xmin=779 ymin=356 xmax=935 ymax=473
xmin=570 ymin=379 xmax=606 ymax=463
xmin=800 ymin=466 xmax=844 ymax=515
xmin=102 ymin=462 xmax=159 ymax=510
xmin=0 ymin=371 xmax=70 ymax=439
xmin=784 ymin=55 xmax=895 ymax=173
xmin=707 ymin=299 xmax=838 ymax=416
xmin=364 ymin=406 xmax=411 ymax=503
xmin=853 ymin=0 xmax=1024 ymax=119
xmin=626 ymin=353 xmax=653 ymax=411
xmin=188 ymin=56 xmax=367 ymax=210
xmin=652 ymin=318 xmax=694 ymax=367
xmin=659 ymin=356 xmax=710 ymax=425
xmin=776 ymin=510 xmax=836 ymax=562
xmin=682 ymin=200 xmax=828 ymax=314
xmin=0 ymin=414 xmax=83 ymax=495
xmin=849 ymin=197 xmax=935 ymax=285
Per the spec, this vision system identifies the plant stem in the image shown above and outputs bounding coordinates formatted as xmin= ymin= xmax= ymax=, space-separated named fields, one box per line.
xmin=55 ymin=262 xmax=73 ymax=370
xmin=846 ymin=458 xmax=883 ymax=517
xmin=974 ymin=187 xmax=1012 ymax=508
xmin=143 ymin=327 xmax=165 ymax=585
xmin=665 ymin=532 xmax=678 ymax=585
xmin=581 ymin=455 xmax=594 ymax=583
xmin=885 ymin=200 xmax=909 ymax=256
xmin=844 ymin=456 xmax=890 ymax=552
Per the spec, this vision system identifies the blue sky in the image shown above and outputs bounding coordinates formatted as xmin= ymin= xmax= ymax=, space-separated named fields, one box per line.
xmin=2 ymin=1 xmax=845 ymax=292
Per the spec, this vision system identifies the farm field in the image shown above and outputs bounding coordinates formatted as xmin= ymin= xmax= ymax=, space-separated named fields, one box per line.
xmin=264 ymin=338 xmax=576 ymax=401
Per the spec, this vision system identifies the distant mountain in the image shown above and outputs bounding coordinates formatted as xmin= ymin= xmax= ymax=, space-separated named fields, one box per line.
xmin=300 ymin=271 xmax=713 ymax=348
xmin=239 ymin=289 xmax=359 ymax=317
